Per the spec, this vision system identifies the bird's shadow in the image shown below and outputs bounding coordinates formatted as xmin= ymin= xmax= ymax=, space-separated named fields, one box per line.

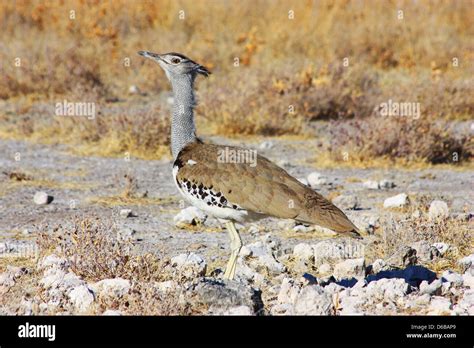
xmin=326 ymin=265 xmax=438 ymax=289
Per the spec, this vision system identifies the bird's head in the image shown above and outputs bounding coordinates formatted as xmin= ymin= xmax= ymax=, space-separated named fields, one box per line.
xmin=138 ymin=51 xmax=211 ymax=80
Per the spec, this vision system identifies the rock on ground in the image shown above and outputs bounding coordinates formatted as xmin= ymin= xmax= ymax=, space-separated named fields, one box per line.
xmin=189 ymin=278 xmax=263 ymax=315
xmin=171 ymin=253 xmax=207 ymax=278
xmin=293 ymin=285 xmax=334 ymax=315
xmin=119 ymin=209 xmax=134 ymax=218
xmin=428 ymin=200 xmax=449 ymax=220
xmin=366 ymin=278 xmax=410 ymax=300
xmin=68 ymin=285 xmax=95 ymax=312
xmin=383 ymin=193 xmax=409 ymax=208
xmin=307 ymin=172 xmax=328 ymax=187
xmin=174 ymin=207 xmax=207 ymax=227
xmin=419 ymin=279 xmax=442 ymax=296
xmin=333 ymin=258 xmax=366 ymax=280
xmin=33 ymin=191 xmax=53 ymax=205
xmin=90 ymin=278 xmax=131 ymax=298
xmin=332 ymin=195 xmax=360 ymax=210
xmin=410 ymin=241 xmax=441 ymax=262
xmin=428 ymin=296 xmax=452 ymax=315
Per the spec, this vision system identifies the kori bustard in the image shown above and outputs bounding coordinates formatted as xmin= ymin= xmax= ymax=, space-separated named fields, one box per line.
xmin=138 ymin=51 xmax=361 ymax=280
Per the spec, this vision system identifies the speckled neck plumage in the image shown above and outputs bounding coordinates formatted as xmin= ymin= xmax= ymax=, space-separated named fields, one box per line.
xmin=169 ymin=73 xmax=197 ymax=160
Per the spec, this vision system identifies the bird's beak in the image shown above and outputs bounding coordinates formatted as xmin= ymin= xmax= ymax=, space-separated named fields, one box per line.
xmin=138 ymin=50 xmax=163 ymax=62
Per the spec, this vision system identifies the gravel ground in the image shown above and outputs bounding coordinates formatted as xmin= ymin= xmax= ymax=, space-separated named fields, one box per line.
xmin=0 ymin=137 xmax=472 ymax=315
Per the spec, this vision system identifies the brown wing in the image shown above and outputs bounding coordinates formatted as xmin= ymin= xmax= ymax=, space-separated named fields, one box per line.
xmin=175 ymin=142 xmax=359 ymax=235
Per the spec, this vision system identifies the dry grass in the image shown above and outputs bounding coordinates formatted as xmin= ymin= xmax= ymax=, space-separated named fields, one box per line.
xmin=0 ymin=0 xmax=472 ymax=164
xmin=379 ymin=214 xmax=472 ymax=273
xmin=0 ymin=169 xmax=97 ymax=198
xmin=87 ymin=173 xmax=177 ymax=206
xmin=327 ymin=115 xmax=473 ymax=165
xmin=35 ymin=217 xmax=209 ymax=314
xmin=36 ymin=218 xmax=167 ymax=282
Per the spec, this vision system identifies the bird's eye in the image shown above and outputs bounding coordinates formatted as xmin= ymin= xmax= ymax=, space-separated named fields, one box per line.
xmin=171 ymin=57 xmax=181 ymax=64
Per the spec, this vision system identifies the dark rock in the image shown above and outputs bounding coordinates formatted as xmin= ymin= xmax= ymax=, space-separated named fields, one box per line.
xmin=189 ymin=278 xmax=264 ymax=315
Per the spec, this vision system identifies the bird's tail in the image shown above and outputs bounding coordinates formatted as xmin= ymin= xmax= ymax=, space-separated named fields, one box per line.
xmin=296 ymin=191 xmax=362 ymax=239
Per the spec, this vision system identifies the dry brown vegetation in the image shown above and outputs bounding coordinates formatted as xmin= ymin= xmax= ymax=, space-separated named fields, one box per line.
xmin=0 ymin=0 xmax=472 ymax=164
xmin=35 ymin=217 xmax=208 ymax=315
xmin=328 ymin=115 xmax=472 ymax=165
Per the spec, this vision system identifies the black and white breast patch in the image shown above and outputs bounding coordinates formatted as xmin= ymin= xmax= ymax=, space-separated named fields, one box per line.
xmin=175 ymin=172 xmax=240 ymax=210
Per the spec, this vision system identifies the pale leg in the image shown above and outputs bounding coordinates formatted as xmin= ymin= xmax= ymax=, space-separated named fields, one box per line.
xmin=223 ymin=221 xmax=242 ymax=280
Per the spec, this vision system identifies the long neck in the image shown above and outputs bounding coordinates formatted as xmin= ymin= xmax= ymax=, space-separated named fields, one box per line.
xmin=169 ymin=74 xmax=197 ymax=160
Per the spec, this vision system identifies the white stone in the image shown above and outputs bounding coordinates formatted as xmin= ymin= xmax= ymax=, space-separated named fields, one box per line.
xmin=119 ymin=209 xmax=133 ymax=218
xmin=332 ymin=195 xmax=359 ymax=210
xmin=456 ymin=289 xmax=474 ymax=314
xmin=293 ymin=224 xmax=310 ymax=232
xmin=103 ymin=309 xmax=122 ymax=315
xmin=371 ymin=259 xmax=389 ymax=274
xmin=307 ymin=172 xmax=328 ymax=187
xmin=413 ymin=294 xmax=432 ymax=305
xmin=363 ymin=180 xmax=380 ymax=189
xmin=428 ymin=200 xmax=449 ymax=220
xmin=350 ymin=214 xmax=380 ymax=234
xmin=293 ymin=285 xmax=334 ymax=315
xmin=411 ymin=240 xmax=440 ymax=262
xmin=366 ymin=278 xmax=409 ymax=300
xmin=173 ymin=206 xmax=207 ymax=226
xmin=333 ymin=258 xmax=365 ymax=280
xmin=222 ymin=305 xmax=253 ymax=315
xmin=38 ymin=254 xmax=69 ymax=270
xmin=235 ymin=259 xmax=265 ymax=285
xmin=239 ymin=245 xmax=252 ymax=257
xmin=171 ymin=253 xmax=207 ymax=278
xmin=432 ymin=242 xmax=449 ymax=255
xmin=259 ymin=141 xmax=274 ymax=150
xmin=239 ymin=239 xmax=286 ymax=276
xmin=339 ymin=295 xmax=365 ymax=315
xmin=244 ymin=241 xmax=267 ymax=257
xmin=34 ymin=191 xmax=52 ymax=205
xmin=277 ymin=278 xmax=300 ymax=305
xmin=441 ymin=270 xmax=463 ymax=287
xmin=462 ymin=274 xmax=474 ymax=288
xmin=458 ymin=254 xmax=474 ymax=269
xmin=62 ymin=271 xmax=86 ymax=289
xmin=293 ymin=243 xmax=314 ymax=263
xmin=68 ymin=285 xmax=95 ymax=312
xmin=324 ymin=282 xmax=345 ymax=294
xmin=419 ymin=279 xmax=442 ymax=296
xmin=354 ymin=279 xmax=367 ymax=289
xmin=155 ymin=280 xmax=177 ymax=293
xmin=90 ymin=278 xmax=131 ymax=298
xmin=39 ymin=268 xmax=65 ymax=289
xmin=128 ymin=85 xmax=139 ymax=94
xmin=411 ymin=210 xmax=422 ymax=219
xmin=383 ymin=193 xmax=409 ymax=208
xmin=379 ymin=179 xmax=395 ymax=189
xmin=318 ymin=263 xmax=331 ymax=274
xmin=428 ymin=296 xmax=452 ymax=314
xmin=259 ymin=254 xmax=286 ymax=274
